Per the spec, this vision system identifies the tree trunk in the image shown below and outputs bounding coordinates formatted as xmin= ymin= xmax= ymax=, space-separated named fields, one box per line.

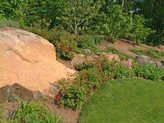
xmin=121 ymin=0 xmax=125 ymax=9
xmin=74 ymin=19 xmax=78 ymax=35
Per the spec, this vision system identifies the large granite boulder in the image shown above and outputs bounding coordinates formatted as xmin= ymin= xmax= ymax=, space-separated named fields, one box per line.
xmin=0 ymin=27 xmax=75 ymax=94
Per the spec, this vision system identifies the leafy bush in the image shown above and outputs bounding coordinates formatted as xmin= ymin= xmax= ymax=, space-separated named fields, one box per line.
xmin=60 ymin=85 xmax=87 ymax=109
xmin=57 ymin=59 xmax=136 ymax=109
xmin=76 ymin=35 xmax=103 ymax=49
xmin=127 ymin=15 xmax=154 ymax=44
xmin=110 ymin=64 xmax=134 ymax=79
xmin=56 ymin=43 xmax=74 ymax=60
xmin=57 ymin=58 xmax=164 ymax=109
xmin=13 ymin=101 xmax=61 ymax=123
xmin=134 ymin=64 xmax=164 ymax=81
xmin=74 ymin=62 xmax=96 ymax=71
xmin=92 ymin=4 xmax=124 ymax=42
xmin=90 ymin=4 xmax=153 ymax=44
xmin=60 ymin=0 xmax=100 ymax=34
xmin=0 ymin=18 xmax=20 ymax=28
xmin=101 ymin=60 xmax=134 ymax=79
xmin=78 ymin=68 xmax=103 ymax=90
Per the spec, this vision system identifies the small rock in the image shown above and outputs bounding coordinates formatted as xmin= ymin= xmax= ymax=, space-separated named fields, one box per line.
xmin=135 ymin=55 xmax=154 ymax=65
xmin=7 ymin=83 xmax=34 ymax=102
xmin=83 ymin=49 xmax=92 ymax=55
xmin=158 ymin=45 xmax=164 ymax=51
xmin=33 ymin=91 xmax=43 ymax=100
xmin=79 ymin=54 xmax=85 ymax=57
xmin=71 ymin=54 xmax=86 ymax=67
xmin=156 ymin=60 xmax=164 ymax=68
xmin=0 ymin=85 xmax=9 ymax=103
xmin=105 ymin=53 xmax=120 ymax=62
xmin=122 ymin=58 xmax=134 ymax=69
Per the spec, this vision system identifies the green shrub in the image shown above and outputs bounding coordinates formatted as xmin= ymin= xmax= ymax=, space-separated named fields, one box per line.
xmin=60 ymin=85 xmax=87 ymax=109
xmin=0 ymin=18 xmax=20 ymax=28
xmin=110 ymin=64 xmax=134 ymax=79
xmin=92 ymin=5 xmax=124 ymax=42
xmin=56 ymin=44 xmax=74 ymax=60
xmin=121 ymin=15 xmax=153 ymax=44
xmin=74 ymin=62 xmax=96 ymax=71
xmin=134 ymin=64 xmax=164 ymax=81
xmin=13 ymin=101 xmax=61 ymax=123
xmin=129 ymin=15 xmax=153 ymax=44
xmin=78 ymin=68 xmax=103 ymax=90
xmin=101 ymin=61 xmax=134 ymax=79
xmin=57 ymin=58 xmax=164 ymax=109
xmin=58 ymin=59 xmax=136 ymax=109
xmin=76 ymin=35 xmax=103 ymax=49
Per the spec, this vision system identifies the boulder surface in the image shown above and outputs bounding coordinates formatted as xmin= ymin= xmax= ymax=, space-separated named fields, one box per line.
xmin=0 ymin=27 xmax=75 ymax=94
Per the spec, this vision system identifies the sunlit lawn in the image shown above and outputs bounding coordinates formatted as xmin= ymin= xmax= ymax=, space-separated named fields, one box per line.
xmin=79 ymin=78 xmax=164 ymax=123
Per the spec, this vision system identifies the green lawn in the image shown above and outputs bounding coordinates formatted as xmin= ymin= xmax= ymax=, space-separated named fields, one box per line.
xmin=79 ymin=78 xmax=164 ymax=123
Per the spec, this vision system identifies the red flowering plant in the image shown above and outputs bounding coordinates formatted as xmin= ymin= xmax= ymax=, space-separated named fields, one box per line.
xmin=56 ymin=43 xmax=74 ymax=60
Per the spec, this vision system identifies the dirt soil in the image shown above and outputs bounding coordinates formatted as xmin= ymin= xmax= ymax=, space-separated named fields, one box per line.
xmin=97 ymin=39 xmax=162 ymax=57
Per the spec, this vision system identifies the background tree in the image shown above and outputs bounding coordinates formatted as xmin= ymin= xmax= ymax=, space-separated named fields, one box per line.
xmin=133 ymin=0 xmax=164 ymax=45
xmin=59 ymin=0 xmax=101 ymax=34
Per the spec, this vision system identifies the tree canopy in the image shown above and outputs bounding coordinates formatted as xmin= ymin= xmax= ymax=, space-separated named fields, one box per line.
xmin=0 ymin=0 xmax=163 ymax=45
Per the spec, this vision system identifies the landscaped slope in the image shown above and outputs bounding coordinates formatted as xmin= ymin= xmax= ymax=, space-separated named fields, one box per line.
xmin=79 ymin=78 xmax=164 ymax=123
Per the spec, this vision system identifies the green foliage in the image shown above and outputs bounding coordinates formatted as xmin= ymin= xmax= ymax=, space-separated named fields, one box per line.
xmin=91 ymin=4 xmax=153 ymax=44
xmin=0 ymin=0 xmax=25 ymax=21
xmin=0 ymin=0 xmax=161 ymax=45
xmin=24 ymin=0 xmax=64 ymax=28
xmin=13 ymin=101 xmax=60 ymax=123
xmin=0 ymin=0 xmax=64 ymax=28
xmin=57 ymin=58 xmax=163 ymax=109
xmin=108 ymin=64 xmax=134 ymax=79
xmin=74 ymin=62 xmax=96 ymax=71
xmin=134 ymin=64 xmax=164 ymax=81
xmin=60 ymin=84 xmax=87 ymax=109
xmin=0 ymin=18 xmax=20 ymax=28
xmin=101 ymin=60 xmax=134 ymax=79
xmin=77 ymin=35 xmax=103 ymax=49
xmin=92 ymin=4 xmax=124 ymax=42
xmin=133 ymin=0 xmax=164 ymax=45
xmin=78 ymin=68 xmax=103 ymax=90
xmin=59 ymin=0 xmax=100 ymax=34
xmin=56 ymin=47 xmax=74 ymax=60
xmin=126 ymin=15 xmax=153 ymax=44
xmin=131 ymin=49 xmax=164 ymax=60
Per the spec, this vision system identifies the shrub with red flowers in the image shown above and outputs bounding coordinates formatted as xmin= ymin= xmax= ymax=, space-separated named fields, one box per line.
xmin=56 ymin=43 xmax=74 ymax=60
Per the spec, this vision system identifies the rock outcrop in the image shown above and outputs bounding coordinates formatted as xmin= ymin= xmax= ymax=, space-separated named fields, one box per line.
xmin=135 ymin=55 xmax=164 ymax=68
xmin=0 ymin=83 xmax=34 ymax=103
xmin=0 ymin=27 xmax=75 ymax=94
